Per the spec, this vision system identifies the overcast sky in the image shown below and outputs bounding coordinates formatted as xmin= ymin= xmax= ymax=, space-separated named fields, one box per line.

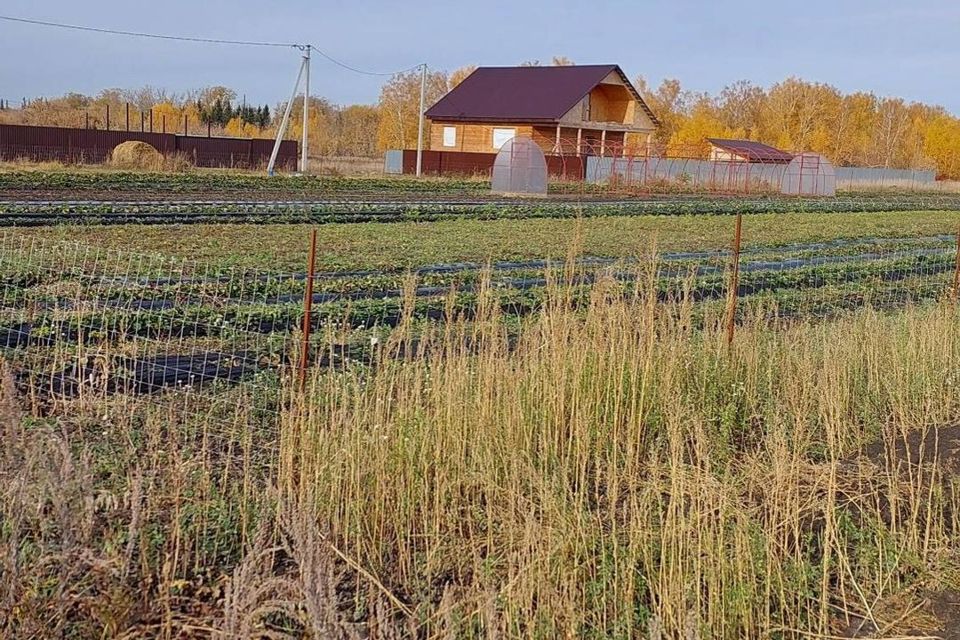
xmin=2 ymin=0 xmax=959 ymax=113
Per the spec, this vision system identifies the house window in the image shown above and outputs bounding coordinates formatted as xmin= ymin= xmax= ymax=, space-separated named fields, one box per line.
xmin=492 ymin=128 xmax=516 ymax=150
xmin=442 ymin=126 xmax=457 ymax=147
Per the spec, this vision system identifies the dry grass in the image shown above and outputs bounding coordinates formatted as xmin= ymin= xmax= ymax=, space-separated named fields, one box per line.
xmin=2 ymin=271 xmax=960 ymax=638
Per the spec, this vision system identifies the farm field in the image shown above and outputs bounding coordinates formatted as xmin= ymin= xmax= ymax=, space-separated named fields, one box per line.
xmin=2 ymin=171 xmax=960 ymax=638
xmin=13 ymin=208 xmax=960 ymax=271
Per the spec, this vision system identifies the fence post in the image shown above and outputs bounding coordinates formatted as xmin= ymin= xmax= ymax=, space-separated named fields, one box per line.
xmin=162 ymin=115 xmax=166 ymax=134
xmin=106 ymin=104 xmax=110 ymax=130
xmin=298 ymin=229 xmax=318 ymax=391
xmin=184 ymin=114 xmax=188 ymax=136
xmin=85 ymin=112 xmax=89 ymax=129
xmin=725 ymin=211 xmax=743 ymax=347
xmin=125 ymin=102 xmax=130 ymax=131
xmin=140 ymin=112 xmax=144 ymax=132
xmin=149 ymin=110 xmax=153 ymax=133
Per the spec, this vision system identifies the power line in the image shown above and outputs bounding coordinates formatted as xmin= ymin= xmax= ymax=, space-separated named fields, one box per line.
xmin=307 ymin=44 xmax=424 ymax=77
xmin=0 ymin=15 xmax=426 ymax=77
xmin=0 ymin=14 xmax=298 ymax=48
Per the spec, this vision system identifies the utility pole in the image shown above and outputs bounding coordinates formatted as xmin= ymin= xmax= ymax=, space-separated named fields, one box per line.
xmin=268 ymin=52 xmax=306 ymax=176
xmin=301 ymin=45 xmax=311 ymax=174
xmin=415 ymin=63 xmax=426 ymax=177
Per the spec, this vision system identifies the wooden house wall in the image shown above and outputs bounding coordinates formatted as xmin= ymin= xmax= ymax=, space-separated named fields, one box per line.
xmin=429 ymin=122 xmax=534 ymax=153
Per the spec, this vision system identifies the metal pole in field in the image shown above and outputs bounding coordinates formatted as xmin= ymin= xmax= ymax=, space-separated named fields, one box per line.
xmin=298 ymin=228 xmax=318 ymax=391
xmin=725 ymin=211 xmax=743 ymax=347
xmin=301 ymin=44 xmax=310 ymax=174
xmin=268 ymin=54 xmax=306 ymax=176
xmin=415 ymin=63 xmax=427 ymax=177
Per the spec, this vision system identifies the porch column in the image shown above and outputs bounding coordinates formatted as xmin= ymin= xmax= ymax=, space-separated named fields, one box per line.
xmin=576 ymin=128 xmax=582 ymax=156
xmin=554 ymin=125 xmax=561 ymax=154
xmin=600 ymin=130 xmax=606 ymax=157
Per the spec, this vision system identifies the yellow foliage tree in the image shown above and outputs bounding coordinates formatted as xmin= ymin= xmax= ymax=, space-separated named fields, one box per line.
xmin=223 ymin=116 xmax=262 ymax=139
xmin=670 ymin=97 xmax=734 ymax=157
xmin=376 ymin=69 xmax=449 ymax=151
xmin=449 ymin=65 xmax=477 ymax=88
xmin=151 ymin=102 xmax=183 ymax=133
xmin=923 ymin=115 xmax=960 ymax=178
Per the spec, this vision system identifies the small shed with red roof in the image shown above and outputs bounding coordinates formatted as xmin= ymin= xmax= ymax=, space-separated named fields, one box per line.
xmin=706 ymin=138 xmax=794 ymax=164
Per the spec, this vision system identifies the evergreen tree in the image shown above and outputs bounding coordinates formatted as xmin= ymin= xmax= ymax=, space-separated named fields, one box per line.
xmin=211 ymin=98 xmax=224 ymax=126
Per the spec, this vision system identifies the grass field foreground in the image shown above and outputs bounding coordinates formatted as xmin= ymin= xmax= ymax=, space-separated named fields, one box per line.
xmin=3 ymin=277 xmax=959 ymax=637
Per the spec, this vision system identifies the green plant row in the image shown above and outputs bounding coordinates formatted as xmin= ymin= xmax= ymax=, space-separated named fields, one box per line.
xmin=2 ymin=249 xmax=952 ymax=316
xmin=4 ymin=253 xmax=954 ymax=349
xmin=6 ymin=197 xmax=960 ymax=229
xmin=0 ymin=171 xmax=489 ymax=194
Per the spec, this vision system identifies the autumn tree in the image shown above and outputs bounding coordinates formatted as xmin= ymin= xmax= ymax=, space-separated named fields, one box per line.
xmin=449 ymin=65 xmax=477 ymax=88
xmin=636 ymin=77 xmax=693 ymax=147
xmin=376 ymin=69 xmax=448 ymax=151
xmin=716 ymin=80 xmax=766 ymax=137
xmin=338 ymin=105 xmax=380 ymax=156
xmin=924 ymin=114 xmax=960 ymax=178
xmin=670 ymin=95 xmax=732 ymax=156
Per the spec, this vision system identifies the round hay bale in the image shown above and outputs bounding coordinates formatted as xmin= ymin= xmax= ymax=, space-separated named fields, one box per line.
xmin=110 ymin=141 xmax=162 ymax=170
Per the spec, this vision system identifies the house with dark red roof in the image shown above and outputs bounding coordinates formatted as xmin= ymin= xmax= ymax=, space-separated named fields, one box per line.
xmin=424 ymin=65 xmax=658 ymax=157
xmin=707 ymin=138 xmax=794 ymax=164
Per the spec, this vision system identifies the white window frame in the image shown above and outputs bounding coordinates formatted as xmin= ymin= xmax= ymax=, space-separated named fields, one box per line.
xmin=492 ymin=128 xmax=516 ymax=150
xmin=442 ymin=126 xmax=457 ymax=147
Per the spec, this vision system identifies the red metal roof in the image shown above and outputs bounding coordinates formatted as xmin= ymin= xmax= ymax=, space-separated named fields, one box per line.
xmin=707 ymin=138 xmax=794 ymax=163
xmin=425 ymin=64 xmax=658 ymax=126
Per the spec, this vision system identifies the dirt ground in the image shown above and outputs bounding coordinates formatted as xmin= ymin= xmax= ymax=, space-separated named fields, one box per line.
xmin=852 ymin=424 xmax=960 ymax=638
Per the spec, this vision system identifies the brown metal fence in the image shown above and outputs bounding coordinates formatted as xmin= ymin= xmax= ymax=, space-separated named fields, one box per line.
xmin=0 ymin=123 xmax=298 ymax=169
xmin=401 ymin=149 xmax=585 ymax=180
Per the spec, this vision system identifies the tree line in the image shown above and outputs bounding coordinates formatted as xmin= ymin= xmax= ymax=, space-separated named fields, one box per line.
xmin=637 ymin=76 xmax=960 ymax=177
xmin=3 ymin=61 xmax=960 ymax=178
xmin=196 ymin=98 xmax=270 ymax=129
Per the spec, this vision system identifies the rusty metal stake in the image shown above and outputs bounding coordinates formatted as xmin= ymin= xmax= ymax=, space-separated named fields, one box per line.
xmin=298 ymin=229 xmax=318 ymax=391
xmin=725 ymin=211 xmax=743 ymax=347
